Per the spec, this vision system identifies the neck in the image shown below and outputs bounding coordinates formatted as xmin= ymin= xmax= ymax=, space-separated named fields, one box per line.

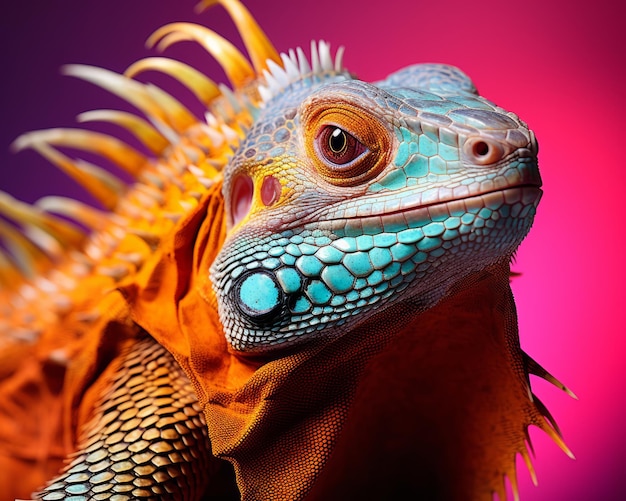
xmin=306 ymin=267 xmax=541 ymax=500
xmin=202 ymin=266 xmax=565 ymax=501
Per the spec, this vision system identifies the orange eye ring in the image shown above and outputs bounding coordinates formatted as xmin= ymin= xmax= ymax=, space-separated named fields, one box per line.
xmin=302 ymin=101 xmax=393 ymax=187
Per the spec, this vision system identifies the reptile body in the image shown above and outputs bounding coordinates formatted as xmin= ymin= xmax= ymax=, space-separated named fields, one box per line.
xmin=0 ymin=1 xmax=573 ymax=499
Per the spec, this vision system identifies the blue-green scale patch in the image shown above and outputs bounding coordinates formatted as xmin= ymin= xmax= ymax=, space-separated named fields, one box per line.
xmin=331 ymin=295 xmax=346 ymax=306
xmin=343 ymin=252 xmax=374 ymax=277
xmin=261 ymin=258 xmax=281 ymax=270
xmin=268 ymin=246 xmax=285 ymax=257
xmin=394 ymin=142 xmax=411 ymax=167
xmin=400 ymin=260 xmax=415 ymax=275
xmin=296 ymin=255 xmax=324 ymax=276
xmin=438 ymin=143 xmax=459 ymax=161
xmin=461 ymin=213 xmax=475 ymax=225
xmin=398 ymin=228 xmax=424 ymax=244
xmin=375 ymin=281 xmax=389 ymax=294
xmin=306 ymin=281 xmax=333 ymax=305
xmin=428 ymin=156 xmax=447 ymax=175
xmin=418 ymin=236 xmax=442 ymax=252
xmin=314 ymin=235 xmax=333 ymax=246
xmin=315 ymin=245 xmax=344 ymax=264
xmin=444 ymin=217 xmax=461 ymax=229
xmin=239 ymin=273 xmax=281 ymax=315
xmin=332 ymin=237 xmax=358 ymax=253
xmin=321 ymin=265 xmax=355 ymax=293
xmin=405 ymin=156 xmax=429 ymax=178
xmin=285 ymin=243 xmax=301 ymax=256
xmin=367 ymin=269 xmax=384 ymax=286
xmin=383 ymin=262 xmax=402 ymax=281
xmin=369 ymin=247 xmax=393 ymax=268
xmin=280 ymin=253 xmax=297 ymax=266
xmin=299 ymin=242 xmax=318 ymax=255
xmin=423 ymin=222 xmax=445 ymax=237
xmin=375 ymin=169 xmax=408 ymax=191
xmin=354 ymin=278 xmax=368 ymax=290
xmin=443 ymin=229 xmax=460 ymax=241
xmin=275 ymin=268 xmax=302 ymax=294
xmin=413 ymin=251 xmax=428 ymax=264
xmin=356 ymin=235 xmax=374 ymax=251
xmin=373 ymin=233 xmax=397 ymax=248
xmin=419 ymin=134 xmax=438 ymax=157
xmin=66 ymin=484 xmax=90 ymax=495
xmin=390 ymin=243 xmax=416 ymax=262
xmin=479 ymin=207 xmax=493 ymax=219
xmin=292 ymin=296 xmax=312 ymax=313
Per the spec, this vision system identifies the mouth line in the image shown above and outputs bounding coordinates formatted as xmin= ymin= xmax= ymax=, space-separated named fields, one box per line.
xmin=340 ymin=184 xmax=543 ymax=222
xmin=415 ymin=183 xmax=542 ymax=210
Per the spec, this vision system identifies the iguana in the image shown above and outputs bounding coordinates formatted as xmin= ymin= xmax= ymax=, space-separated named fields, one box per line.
xmin=0 ymin=0 xmax=574 ymax=499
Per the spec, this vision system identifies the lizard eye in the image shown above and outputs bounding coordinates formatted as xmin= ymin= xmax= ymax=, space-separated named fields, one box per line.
xmin=316 ymin=126 xmax=367 ymax=166
xmin=302 ymin=101 xmax=393 ymax=187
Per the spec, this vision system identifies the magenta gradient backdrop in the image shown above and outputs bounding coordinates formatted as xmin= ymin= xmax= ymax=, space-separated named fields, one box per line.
xmin=1 ymin=1 xmax=624 ymax=499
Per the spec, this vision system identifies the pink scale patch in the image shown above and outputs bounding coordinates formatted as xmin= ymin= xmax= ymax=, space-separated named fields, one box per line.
xmin=231 ymin=174 xmax=253 ymax=227
xmin=261 ymin=175 xmax=281 ymax=207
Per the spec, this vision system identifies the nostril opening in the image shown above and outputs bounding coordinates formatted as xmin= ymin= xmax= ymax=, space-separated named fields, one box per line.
xmin=231 ymin=174 xmax=254 ymax=227
xmin=473 ymin=140 xmax=490 ymax=157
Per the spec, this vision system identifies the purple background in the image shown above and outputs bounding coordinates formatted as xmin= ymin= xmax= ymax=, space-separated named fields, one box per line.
xmin=1 ymin=1 xmax=624 ymax=499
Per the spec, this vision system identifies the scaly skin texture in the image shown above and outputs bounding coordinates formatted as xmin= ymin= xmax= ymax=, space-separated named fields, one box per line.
xmin=0 ymin=1 xmax=573 ymax=500
xmin=35 ymin=336 xmax=214 ymax=499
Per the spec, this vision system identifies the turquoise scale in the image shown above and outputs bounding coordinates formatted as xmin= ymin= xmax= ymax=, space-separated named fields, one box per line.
xmin=321 ymin=265 xmax=355 ymax=294
xmin=315 ymin=245 xmax=344 ymax=264
xmin=369 ymin=247 xmax=393 ymax=268
xmin=342 ymin=252 xmax=374 ymax=278
xmin=238 ymin=272 xmax=282 ymax=317
xmin=306 ymin=281 xmax=333 ymax=305
xmin=275 ymin=268 xmax=302 ymax=294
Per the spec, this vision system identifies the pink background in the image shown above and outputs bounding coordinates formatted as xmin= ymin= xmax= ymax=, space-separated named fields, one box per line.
xmin=1 ymin=1 xmax=624 ymax=499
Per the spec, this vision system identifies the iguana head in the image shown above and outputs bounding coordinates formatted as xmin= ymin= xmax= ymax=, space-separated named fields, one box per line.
xmin=211 ymin=51 xmax=542 ymax=352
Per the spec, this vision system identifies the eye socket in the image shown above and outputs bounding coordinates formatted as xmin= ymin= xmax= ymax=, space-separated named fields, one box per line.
xmin=464 ymin=137 xmax=505 ymax=165
xmin=302 ymin=101 xmax=392 ymax=187
xmin=316 ymin=126 xmax=367 ymax=166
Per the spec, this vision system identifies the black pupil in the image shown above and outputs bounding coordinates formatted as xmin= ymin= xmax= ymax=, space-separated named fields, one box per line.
xmin=329 ymin=128 xmax=347 ymax=153
xmin=474 ymin=141 xmax=489 ymax=156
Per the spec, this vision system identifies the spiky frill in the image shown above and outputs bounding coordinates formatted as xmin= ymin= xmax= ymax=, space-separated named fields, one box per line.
xmin=0 ymin=2 xmax=350 ymax=498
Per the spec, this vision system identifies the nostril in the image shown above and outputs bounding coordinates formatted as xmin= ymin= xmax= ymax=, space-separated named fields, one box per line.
xmin=464 ymin=137 xmax=504 ymax=165
xmin=231 ymin=174 xmax=254 ymax=227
